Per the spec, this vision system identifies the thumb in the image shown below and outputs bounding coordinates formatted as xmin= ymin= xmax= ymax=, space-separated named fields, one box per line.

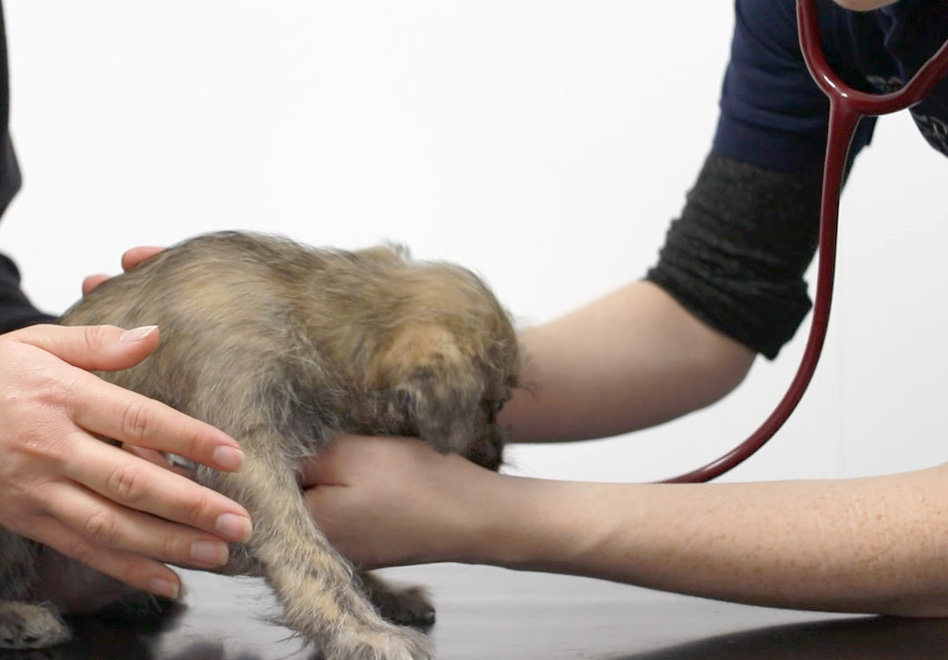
xmin=12 ymin=323 xmax=161 ymax=372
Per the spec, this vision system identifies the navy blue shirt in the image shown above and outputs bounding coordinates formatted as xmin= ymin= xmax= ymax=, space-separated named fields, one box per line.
xmin=647 ymin=0 xmax=948 ymax=358
xmin=713 ymin=0 xmax=948 ymax=171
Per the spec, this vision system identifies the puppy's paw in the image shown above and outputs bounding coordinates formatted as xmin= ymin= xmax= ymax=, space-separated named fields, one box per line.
xmin=0 ymin=602 xmax=72 ymax=650
xmin=372 ymin=585 xmax=436 ymax=631
xmin=323 ymin=624 xmax=434 ymax=660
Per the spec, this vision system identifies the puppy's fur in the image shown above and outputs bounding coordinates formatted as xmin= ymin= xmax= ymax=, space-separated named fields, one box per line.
xmin=0 ymin=232 xmax=520 ymax=660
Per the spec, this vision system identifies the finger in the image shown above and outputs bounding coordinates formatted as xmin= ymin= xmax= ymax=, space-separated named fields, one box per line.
xmin=297 ymin=437 xmax=357 ymax=487
xmin=67 ymin=372 xmax=245 ymax=472
xmin=63 ymin=438 xmax=252 ymax=543
xmin=122 ymin=444 xmax=175 ymax=467
xmin=40 ymin=481 xmax=231 ymax=570
xmin=121 ymin=246 xmax=164 ymax=271
xmin=299 ymin=435 xmax=411 ymax=487
xmin=29 ymin=514 xmax=183 ymax=599
xmin=122 ymin=444 xmax=193 ymax=477
xmin=82 ymin=274 xmax=110 ymax=295
xmin=297 ymin=455 xmax=327 ymax=488
xmin=13 ymin=323 xmax=161 ymax=373
xmin=19 ymin=324 xmax=245 ymax=472
xmin=80 ymin=245 xmax=164 ymax=296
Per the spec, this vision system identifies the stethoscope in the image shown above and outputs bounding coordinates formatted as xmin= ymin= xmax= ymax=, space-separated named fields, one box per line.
xmin=663 ymin=0 xmax=948 ymax=483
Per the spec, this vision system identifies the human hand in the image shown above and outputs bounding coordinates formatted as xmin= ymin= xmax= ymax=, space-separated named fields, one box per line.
xmin=301 ymin=436 xmax=500 ymax=569
xmin=82 ymin=246 xmax=163 ymax=295
xmin=82 ymin=245 xmax=173 ymax=471
xmin=0 ymin=323 xmax=253 ymax=599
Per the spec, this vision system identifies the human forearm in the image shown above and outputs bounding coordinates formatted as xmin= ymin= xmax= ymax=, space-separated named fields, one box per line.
xmin=467 ymin=466 xmax=948 ymax=616
xmin=502 ymin=280 xmax=755 ymax=443
xmin=304 ymin=437 xmax=948 ymax=616
xmin=501 ymin=153 xmax=826 ymax=444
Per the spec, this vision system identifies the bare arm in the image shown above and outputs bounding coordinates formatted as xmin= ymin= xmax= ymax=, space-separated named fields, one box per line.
xmin=505 ymin=153 xmax=822 ymax=443
xmin=503 ymin=280 xmax=755 ymax=442
xmin=305 ymin=437 xmax=948 ymax=617
xmin=477 ymin=467 xmax=948 ymax=617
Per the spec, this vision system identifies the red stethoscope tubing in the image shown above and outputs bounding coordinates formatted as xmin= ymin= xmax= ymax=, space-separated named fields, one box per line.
xmin=661 ymin=0 xmax=948 ymax=484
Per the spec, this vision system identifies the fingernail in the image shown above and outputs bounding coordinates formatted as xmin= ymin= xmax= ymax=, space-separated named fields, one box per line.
xmin=148 ymin=577 xmax=180 ymax=599
xmin=212 ymin=445 xmax=244 ymax=471
xmin=216 ymin=512 xmax=253 ymax=542
xmin=191 ymin=540 xmax=229 ymax=566
xmin=120 ymin=325 xmax=158 ymax=342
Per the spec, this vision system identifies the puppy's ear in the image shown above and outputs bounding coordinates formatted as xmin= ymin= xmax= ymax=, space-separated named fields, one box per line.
xmin=394 ymin=364 xmax=483 ymax=455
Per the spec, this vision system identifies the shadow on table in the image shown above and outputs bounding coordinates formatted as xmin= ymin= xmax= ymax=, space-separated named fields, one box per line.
xmin=0 ymin=602 xmax=179 ymax=660
xmin=619 ymin=616 xmax=948 ymax=660
xmin=0 ymin=602 xmax=295 ymax=660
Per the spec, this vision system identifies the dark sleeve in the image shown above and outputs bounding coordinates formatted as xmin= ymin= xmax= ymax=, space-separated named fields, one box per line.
xmin=0 ymin=252 xmax=57 ymax=332
xmin=648 ymin=0 xmax=870 ymax=359
xmin=645 ymin=152 xmax=822 ymax=360
xmin=0 ymin=3 xmax=55 ymax=333
xmin=0 ymin=136 xmax=52 ymax=333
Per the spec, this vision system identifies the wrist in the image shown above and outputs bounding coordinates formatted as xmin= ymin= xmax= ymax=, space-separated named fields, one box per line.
xmin=403 ymin=452 xmax=512 ymax=566
xmin=461 ymin=475 xmax=620 ymax=573
xmin=426 ymin=460 xmax=510 ymax=565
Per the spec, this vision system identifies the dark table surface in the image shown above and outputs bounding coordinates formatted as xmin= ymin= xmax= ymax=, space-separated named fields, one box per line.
xmin=6 ymin=564 xmax=948 ymax=660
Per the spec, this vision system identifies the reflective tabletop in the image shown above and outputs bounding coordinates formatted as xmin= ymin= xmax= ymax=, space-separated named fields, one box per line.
xmin=4 ymin=564 xmax=946 ymax=660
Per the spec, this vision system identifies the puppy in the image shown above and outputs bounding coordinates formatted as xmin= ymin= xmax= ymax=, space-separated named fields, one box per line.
xmin=0 ymin=231 xmax=520 ymax=660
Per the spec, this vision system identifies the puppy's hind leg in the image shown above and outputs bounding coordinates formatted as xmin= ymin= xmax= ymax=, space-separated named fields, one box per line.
xmin=205 ymin=441 xmax=434 ymax=660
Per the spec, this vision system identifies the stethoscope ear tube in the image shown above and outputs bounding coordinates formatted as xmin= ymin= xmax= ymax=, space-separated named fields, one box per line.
xmin=660 ymin=0 xmax=948 ymax=483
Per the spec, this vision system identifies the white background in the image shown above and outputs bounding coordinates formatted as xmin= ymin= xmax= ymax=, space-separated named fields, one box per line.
xmin=2 ymin=1 xmax=946 ymax=485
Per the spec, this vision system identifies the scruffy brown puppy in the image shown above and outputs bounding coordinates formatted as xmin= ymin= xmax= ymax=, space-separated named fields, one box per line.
xmin=0 ymin=231 xmax=520 ymax=660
